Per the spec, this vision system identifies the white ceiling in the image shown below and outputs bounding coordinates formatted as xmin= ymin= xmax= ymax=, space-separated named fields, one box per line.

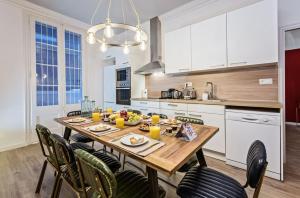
xmin=25 ymin=0 xmax=195 ymax=25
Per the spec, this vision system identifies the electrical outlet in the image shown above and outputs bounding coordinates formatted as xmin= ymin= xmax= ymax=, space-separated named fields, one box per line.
xmin=185 ymin=82 xmax=193 ymax=87
xmin=259 ymin=78 xmax=273 ymax=85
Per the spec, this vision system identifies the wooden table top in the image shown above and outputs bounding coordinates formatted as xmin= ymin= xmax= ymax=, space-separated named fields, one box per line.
xmin=55 ymin=117 xmax=218 ymax=175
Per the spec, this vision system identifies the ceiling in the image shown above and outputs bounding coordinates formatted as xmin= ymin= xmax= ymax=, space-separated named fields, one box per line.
xmin=25 ymin=0 xmax=195 ymax=25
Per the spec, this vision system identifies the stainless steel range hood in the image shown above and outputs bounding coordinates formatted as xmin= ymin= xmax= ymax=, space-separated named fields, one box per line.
xmin=135 ymin=17 xmax=165 ymax=75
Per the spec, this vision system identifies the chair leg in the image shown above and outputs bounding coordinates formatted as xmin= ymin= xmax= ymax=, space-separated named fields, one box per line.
xmin=35 ymin=160 xmax=48 ymax=193
xmin=92 ymin=141 xmax=95 ymax=148
xmin=52 ymin=175 xmax=63 ymax=198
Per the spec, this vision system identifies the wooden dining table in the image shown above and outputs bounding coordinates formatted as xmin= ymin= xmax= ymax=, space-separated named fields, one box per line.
xmin=55 ymin=117 xmax=219 ymax=198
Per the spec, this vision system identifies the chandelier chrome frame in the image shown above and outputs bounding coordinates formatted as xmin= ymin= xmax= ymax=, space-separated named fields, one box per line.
xmin=87 ymin=0 xmax=148 ymax=53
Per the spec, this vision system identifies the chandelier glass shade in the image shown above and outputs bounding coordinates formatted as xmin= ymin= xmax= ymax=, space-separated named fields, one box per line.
xmin=87 ymin=0 xmax=148 ymax=54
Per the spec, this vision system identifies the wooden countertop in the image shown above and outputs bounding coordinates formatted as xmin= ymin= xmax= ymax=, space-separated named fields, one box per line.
xmin=131 ymin=98 xmax=282 ymax=109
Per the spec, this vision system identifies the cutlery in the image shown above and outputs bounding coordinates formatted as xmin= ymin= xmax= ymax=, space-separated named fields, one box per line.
xmin=137 ymin=142 xmax=160 ymax=153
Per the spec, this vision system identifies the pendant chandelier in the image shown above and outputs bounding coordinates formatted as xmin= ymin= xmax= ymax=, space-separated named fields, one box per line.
xmin=86 ymin=0 xmax=148 ymax=54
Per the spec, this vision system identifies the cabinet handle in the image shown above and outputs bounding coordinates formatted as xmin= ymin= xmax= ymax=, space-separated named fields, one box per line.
xmin=188 ymin=113 xmax=202 ymax=117
xmin=123 ymin=106 xmax=130 ymax=109
xmin=168 ymin=104 xmax=178 ymax=107
xmin=140 ymin=102 xmax=148 ymax=105
xmin=140 ymin=108 xmax=148 ymax=111
xmin=230 ymin=61 xmax=247 ymax=66
xmin=175 ymin=112 xmax=185 ymax=116
xmin=242 ymin=117 xmax=258 ymax=121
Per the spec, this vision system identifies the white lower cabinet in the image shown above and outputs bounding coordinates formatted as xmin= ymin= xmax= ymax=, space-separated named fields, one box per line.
xmin=188 ymin=112 xmax=225 ymax=154
xmin=115 ymin=105 xmax=131 ymax=111
xmin=135 ymin=107 xmax=160 ymax=115
xmin=160 ymin=109 xmax=187 ymax=118
xmin=187 ymin=104 xmax=225 ymax=154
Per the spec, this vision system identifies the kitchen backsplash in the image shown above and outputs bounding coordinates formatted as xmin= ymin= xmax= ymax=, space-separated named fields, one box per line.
xmin=145 ymin=65 xmax=278 ymax=101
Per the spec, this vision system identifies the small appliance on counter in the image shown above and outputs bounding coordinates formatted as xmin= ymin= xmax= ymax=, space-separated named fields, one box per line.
xmin=182 ymin=83 xmax=197 ymax=100
xmin=160 ymin=88 xmax=182 ymax=99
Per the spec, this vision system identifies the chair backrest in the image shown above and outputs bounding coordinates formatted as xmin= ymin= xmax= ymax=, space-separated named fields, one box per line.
xmin=36 ymin=124 xmax=62 ymax=167
xmin=245 ymin=140 xmax=268 ymax=198
xmin=147 ymin=113 xmax=168 ymax=119
xmin=63 ymin=110 xmax=82 ymax=140
xmin=67 ymin=110 xmax=82 ymax=117
xmin=50 ymin=134 xmax=81 ymax=189
xmin=175 ymin=116 xmax=204 ymax=125
xmin=75 ymin=149 xmax=117 ymax=198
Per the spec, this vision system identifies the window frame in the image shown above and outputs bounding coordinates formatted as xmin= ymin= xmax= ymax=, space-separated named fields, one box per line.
xmin=30 ymin=16 xmax=87 ymax=110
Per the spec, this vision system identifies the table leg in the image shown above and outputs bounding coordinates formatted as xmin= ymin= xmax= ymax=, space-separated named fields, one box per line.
xmin=196 ymin=148 xmax=207 ymax=167
xmin=146 ymin=166 xmax=160 ymax=198
xmin=63 ymin=127 xmax=72 ymax=141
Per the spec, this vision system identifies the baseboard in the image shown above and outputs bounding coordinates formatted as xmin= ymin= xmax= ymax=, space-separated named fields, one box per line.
xmin=203 ymin=149 xmax=226 ymax=161
xmin=0 ymin=142 xmax=27 ymax=153
xmin=286 ymin=122 xmax=298 ymax=126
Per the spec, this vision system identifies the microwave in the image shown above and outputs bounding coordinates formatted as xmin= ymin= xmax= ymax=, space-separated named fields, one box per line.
xmin=116 ymin=67 xmax=131 ymax=88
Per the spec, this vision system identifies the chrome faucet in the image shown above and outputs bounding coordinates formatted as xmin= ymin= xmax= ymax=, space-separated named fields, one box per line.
xmin=206 ymin=82 xmax=214 ymax=100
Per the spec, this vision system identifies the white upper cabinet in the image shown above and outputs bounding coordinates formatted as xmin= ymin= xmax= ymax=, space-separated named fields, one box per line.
xmin=164 ymin=26 xmax=192 ymax=74
xmin=103 ymin=65 xmax=116 ymax=103
xmin=191 ymin=14 xmax=227 ymax=71
xmin=227 ymin=0 xmax=278 ymax=67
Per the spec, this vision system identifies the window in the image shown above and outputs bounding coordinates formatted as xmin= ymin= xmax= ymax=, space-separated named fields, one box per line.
xmin=65 ymin=30 xmax=83 ymax=104
xmin=35 ymin=21 xmax=58 ymax=106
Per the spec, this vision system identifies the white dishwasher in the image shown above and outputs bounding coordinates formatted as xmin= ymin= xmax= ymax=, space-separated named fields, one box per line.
xmin=226 ymin=109 xmax=281 ymax=180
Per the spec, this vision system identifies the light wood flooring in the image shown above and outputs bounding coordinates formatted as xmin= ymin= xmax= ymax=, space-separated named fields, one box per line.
xmin=0 ymin=125 xmax=299 ymax=198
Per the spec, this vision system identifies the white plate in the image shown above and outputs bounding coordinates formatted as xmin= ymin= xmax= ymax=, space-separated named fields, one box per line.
xmin=160 ymin=119 xmax=182 ymax=125
xmin=120 ymin=134 xmax=149 ymax=147
xmin=125 ymin=119 xmax=142 ymax=126
xmin=67 ymin=118 xmax=86 ymax=123
xmin=88 ymin=124 xmax=111 ymax=132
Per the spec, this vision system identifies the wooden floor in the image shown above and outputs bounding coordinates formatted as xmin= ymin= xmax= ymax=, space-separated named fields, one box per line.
xmin=0 ymin=125 xmax=299 ymax=198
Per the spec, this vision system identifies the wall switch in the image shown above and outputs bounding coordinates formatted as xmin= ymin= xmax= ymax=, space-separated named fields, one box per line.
xmin=259 ymin=78 xmax=273 ymax=85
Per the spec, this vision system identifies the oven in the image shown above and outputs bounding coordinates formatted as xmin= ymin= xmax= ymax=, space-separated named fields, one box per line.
xmin=116 ymin=88 xmax=131 ymax=105
xmin=116 ymin=67 xmax=131 ymax=105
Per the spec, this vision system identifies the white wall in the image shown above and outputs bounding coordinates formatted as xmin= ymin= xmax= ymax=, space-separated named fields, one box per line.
xmin=0 ymin=2 xmax=26 ymax=151
xmin=0 ymin=0 xmax=103 ymax=151
xmin=279 ymin=0 xmax=300 ymax=28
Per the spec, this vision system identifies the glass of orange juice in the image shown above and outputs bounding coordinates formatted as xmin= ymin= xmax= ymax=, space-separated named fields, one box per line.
xmin=92 ymin=112 xmax=101 ymax=122
xmin=107 ymin=107 xmax=113 ymax=114
xmin=151 ymin=115 xmax=160 ymax=125
xmin=149 ymin=125 xmax=161 ymax=140
xmin=116 ymin=118 xmax=125 ymax=129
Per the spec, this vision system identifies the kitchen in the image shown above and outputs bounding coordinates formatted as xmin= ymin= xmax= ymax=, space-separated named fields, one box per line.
xmin=0 ymin=0 xmax=299 ymax=197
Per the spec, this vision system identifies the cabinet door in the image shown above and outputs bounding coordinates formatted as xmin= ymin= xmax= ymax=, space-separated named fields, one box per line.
xmin=191 ymin=14 xmax=227 ymax=70
xmin=188 ymin=111 xmax=225 ymax=154
xmin=227 ymin=0 xmax=278 ymax=67
xmin=165 ymin=26 xmax=192 ymax=74
xmin=103 ymin=66 xmax=116 ymax=102
xmin=160 ymin=109 xmax=187 ymax=118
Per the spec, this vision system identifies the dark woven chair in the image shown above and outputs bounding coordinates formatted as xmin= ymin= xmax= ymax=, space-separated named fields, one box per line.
xmin=50 ymin=134 xmax=121 ymax=198
xmin=35 ymin=124 xmax=119 ymax=197
xmin=147 ymin=112 xmax=168 ymax=119
xmin=75 ymin=149 xmax=166 ymax=198
xmin=177 ymin=140 xmax=268 ymax=198
xmin=64 ymin=110 xmax=95 ymax=147
xmin=35 ymin=124 xmax=62 ymax=197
